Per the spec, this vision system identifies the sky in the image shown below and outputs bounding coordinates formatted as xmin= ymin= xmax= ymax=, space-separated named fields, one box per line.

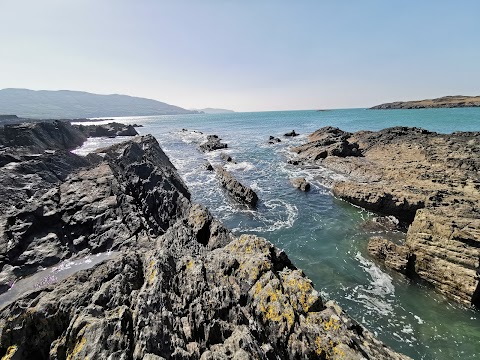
xmin=1 ymin=0 xmax=479 ymax=112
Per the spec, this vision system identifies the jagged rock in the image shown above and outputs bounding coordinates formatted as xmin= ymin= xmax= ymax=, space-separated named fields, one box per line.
xmin=284 ymin=130 xmax=299 ymax=137
xmin=214 ymin=166 xmax=258 ymax=207
xmin=293 ymin=125 xmax=480 ymax=305
xmin=291 ymin=177 xmax=310 ymax=191
xmin=74 ymin=122 xmax=138 ymax=137
xmin=368 ymin=237 xmax=411 ymax=274
xmin=291 ymin=126 xmax=361 ymax=162
xmin=199 ymin=135 xmax=227 ymax=152
xmin=0 ymin=120 xmax=86 ymax=152
xmin=0 ymin=124 xmax=410 ymax=359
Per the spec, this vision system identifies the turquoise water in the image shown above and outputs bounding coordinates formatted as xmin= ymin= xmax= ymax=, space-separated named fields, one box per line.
xmin=76 ymin=108 xmax=480 ymax=359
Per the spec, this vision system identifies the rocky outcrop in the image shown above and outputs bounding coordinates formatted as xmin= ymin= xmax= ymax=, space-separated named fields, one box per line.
xmin=291 ymin=126 xmax=480 ymax=306
xmin=291 ymin=177 xmax=310 ymax=191
xmin=199 ymin=135 xmax=227 ymax=152
xmin=0 ymin=120 xmax=86 ymax=152
xmin=291 ymin=126 xmax=361 ymax=162
xmin=0 ymin=125 xmax=409 ymax=359
xmin=370 ymin=95 xmax=480 ymax=109
xmin=368 ymin=237 xmax=411 ymax=274
xmin=74 ymin=122 xmax=138 ymax=137
xmin=214 ymin=166 xmax=258 ymax=207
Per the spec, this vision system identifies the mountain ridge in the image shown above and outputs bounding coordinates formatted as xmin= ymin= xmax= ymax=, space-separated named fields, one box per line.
xmin=0 ymin=88 xmax=199 ymax=118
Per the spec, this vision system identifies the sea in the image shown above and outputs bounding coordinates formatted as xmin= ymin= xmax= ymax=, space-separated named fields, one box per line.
xmin=74 ymin=108 xmax=480 ymax=359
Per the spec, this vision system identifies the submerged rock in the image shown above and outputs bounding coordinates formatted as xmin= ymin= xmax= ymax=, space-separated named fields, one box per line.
xmin=214 ymin=166 xmax=258 ymax=207
xmin=268 ymin=135 xmax=281 ymax=144
xmin=220 ymin=152 xmax=235 ymax=163
xmin=291 ymin=177 xmax=310 ymax=191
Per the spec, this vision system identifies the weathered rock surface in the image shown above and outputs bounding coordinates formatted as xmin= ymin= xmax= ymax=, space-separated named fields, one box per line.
xmin=291 ymin=177 xmax=310 ymax=192
xmin=0 ymin=126 xmax=409 ymax=359
xmin=291 ymin=126 xmax=480 ymax=306
xmin=0 ymin=120 xmax=86 ymax=152
xmin=74 ymin=122 xmax=139 ymax=137
xmin=368 ymin=237 xmax=411 ymax=274
xmin=199 ymin=135 xmax=227 ymax=152
xmin=214 ymin=166 xmax=258 ymax=207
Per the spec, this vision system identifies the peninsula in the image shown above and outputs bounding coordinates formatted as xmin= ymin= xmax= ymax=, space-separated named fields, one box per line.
xmin=370 ymin=95 xmax=480 ymax=109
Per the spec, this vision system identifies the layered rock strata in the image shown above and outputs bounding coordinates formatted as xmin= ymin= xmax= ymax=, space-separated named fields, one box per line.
xmin=0 ymin=126 xmax=409 ymax=359
xmin=291 ymin=126 xmax=480 ymax=306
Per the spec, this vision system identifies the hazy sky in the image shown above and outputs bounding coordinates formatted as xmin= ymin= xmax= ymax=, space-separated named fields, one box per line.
xmin=1 ymin=1 xmax=479 ymax=111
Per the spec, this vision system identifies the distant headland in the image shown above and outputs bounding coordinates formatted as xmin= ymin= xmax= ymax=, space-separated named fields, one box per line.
xmin=0 ymin=88 xmax=201 ymax=119
xmin=370 ymin=95 xmax=480 ymax=109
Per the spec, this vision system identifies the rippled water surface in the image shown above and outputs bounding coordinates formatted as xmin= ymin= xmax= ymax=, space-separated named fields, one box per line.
xmin=74 ymin=108 xmax=480 ymax=359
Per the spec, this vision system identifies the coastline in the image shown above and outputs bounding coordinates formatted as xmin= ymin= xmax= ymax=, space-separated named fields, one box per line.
xmin=0 ymin=120 xmax=410 ymax=359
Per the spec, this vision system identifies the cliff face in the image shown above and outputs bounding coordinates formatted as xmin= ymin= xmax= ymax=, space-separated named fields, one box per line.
xmin=0 ymin=125 xmax=409 ymax=359
xmin=291 ymin=126 xmax=480 ymax=306
xmin=370 ymin=95 xmax=480 ymax=109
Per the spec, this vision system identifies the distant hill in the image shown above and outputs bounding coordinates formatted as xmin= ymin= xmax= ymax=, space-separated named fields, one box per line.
xmin=194 ymin=108 xmax=235 ymax=114
xmin=0 ymin=88 xmax=198 ymax=119
xmin=370 ymin=95 xmax=480 ymax=110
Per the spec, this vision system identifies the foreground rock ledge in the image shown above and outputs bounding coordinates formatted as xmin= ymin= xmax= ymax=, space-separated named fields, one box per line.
xmin=291 ymin=126 xmax=480 ymax=306
xmin=0 ymin=132 xmax=408 ymax=359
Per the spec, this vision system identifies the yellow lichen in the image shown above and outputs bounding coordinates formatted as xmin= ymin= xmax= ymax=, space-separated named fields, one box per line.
xmin=66 ymin=337 xmax=86 ymax=360
xmin=323 ymin=317 xmax=340 ymax=331
xmin=186 ymin=260 xmax=194 ymax=270
xmin=147 ymin=259 xmax=157 ymax=285
xmin=314 ymin=336 xmax=323 ymax=355
xmin=1 ymin=345 xmax=18 ymax=360
xmin=333 ymin=346 xmax=346 ymax=357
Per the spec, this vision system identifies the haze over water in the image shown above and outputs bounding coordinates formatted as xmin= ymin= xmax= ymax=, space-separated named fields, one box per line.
xmin=75 ymin=107 xmax=480 ymax=359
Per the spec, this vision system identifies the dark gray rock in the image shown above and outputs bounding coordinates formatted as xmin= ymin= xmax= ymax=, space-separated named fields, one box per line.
xmin=284 ymin=130 xmax=299 ymax=137
xmin=0 ymin=120 xmax=86 ymax=152
xmin=268 ymin=136 xmax=281 ymax=144
xmin=199 ymin=135 xmax=227 ymax=152
xmin=74 ymin=122 xmax=138 ymax=137
xmin=214 ymin=166 xmax=258 ymax=207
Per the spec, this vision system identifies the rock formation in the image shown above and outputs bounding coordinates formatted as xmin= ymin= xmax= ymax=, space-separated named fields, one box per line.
xmin=268 ymin=136 xmax=281 ymax=144
xmin=74 ymin=122 xmax=138 ymax=137
xmin=199 ymin=135 xmax=227 ymax=152
xmin=0 ymin=123 xmax=409 ymax=359
xmin=284 ymin=130 xmax=299 ymax=137
xmin=291 ymin=126 xmax=480 ymax=306
xmin=214 ymin=166 xmax=259 ymax=207
xmin=291 ymin=177 xmax=310 ymax=192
